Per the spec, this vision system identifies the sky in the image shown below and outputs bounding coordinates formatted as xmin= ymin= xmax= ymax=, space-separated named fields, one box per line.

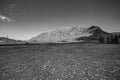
xmin=0 ymin=0 xmax=120 ymax=40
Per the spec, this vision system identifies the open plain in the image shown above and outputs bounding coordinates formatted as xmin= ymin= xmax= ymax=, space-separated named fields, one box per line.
xmin=0 ymin=43 xmax=120 ymax=80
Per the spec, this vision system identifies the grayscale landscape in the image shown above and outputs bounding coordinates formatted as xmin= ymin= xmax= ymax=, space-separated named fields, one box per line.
xmin=0 ymin=0 xmax=120 ymax=80
xmin=0 ymin=26 xmax=120 ymax=80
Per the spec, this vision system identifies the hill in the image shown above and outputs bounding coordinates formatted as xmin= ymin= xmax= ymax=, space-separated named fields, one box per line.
xmin=0 ymin=37 xmax=25 ymax=44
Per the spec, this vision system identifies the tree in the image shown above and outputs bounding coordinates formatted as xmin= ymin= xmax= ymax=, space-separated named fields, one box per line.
xmin=114 ymin=34 xmax=119 ymax=44
xmin=108 ymin=34 xmax=119 ymax=44
xmin=99 ymin=34 xmax=119 ymax=44
xmin=99 ymin=36 xmax=104 ymax=43
xmin=106 ymin=35 xmax=110 ymax=44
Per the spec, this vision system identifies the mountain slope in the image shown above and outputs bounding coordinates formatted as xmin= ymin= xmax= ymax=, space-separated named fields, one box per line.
xmin=28 ymin=26 xmax=109 ymax=43
xmin=75 ymin=26 xmax=109 ymax=41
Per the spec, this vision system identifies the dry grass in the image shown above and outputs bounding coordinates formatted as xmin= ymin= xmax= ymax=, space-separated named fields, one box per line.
xmin=0 ymin=43 xmax=120 ymax=80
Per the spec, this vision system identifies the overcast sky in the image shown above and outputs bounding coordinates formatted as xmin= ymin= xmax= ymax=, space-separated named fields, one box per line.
xmin=0 ymin=0 xmax=120 ymax=40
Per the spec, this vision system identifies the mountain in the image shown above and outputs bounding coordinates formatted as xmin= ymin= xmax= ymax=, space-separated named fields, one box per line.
xmin=0 ymin=37 xmax=25 ymax=44
xmin=28 ymin=26 xmax=111 ymax=43
xmin=75 ymin=26 xmax=109 ymax=41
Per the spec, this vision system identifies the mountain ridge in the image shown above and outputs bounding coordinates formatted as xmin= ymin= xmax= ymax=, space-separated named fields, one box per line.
xmin=28 ymin=26 xmax=111 ymax=43
xmin=0 ymin=26 xmax=119 ymax=44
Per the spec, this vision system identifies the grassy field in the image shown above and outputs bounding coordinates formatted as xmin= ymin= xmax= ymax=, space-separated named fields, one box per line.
xmin=0 ymin=43 xmax=120 ymax=80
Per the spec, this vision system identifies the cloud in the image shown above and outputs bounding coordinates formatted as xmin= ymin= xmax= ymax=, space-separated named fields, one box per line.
xmin=0 ymin=14 xmax=14 ymax=22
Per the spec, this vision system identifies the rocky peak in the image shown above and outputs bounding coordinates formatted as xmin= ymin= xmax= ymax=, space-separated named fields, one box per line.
xmin=87 ymin=26 xmax=102 ymax=34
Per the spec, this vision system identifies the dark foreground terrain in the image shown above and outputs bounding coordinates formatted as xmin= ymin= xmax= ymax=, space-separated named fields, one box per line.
xmin=0 ymin=43 xmax=120 ymax=80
